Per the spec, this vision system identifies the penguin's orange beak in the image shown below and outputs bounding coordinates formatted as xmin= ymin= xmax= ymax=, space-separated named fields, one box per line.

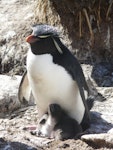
xmin=26 ymin=35 xmax=38 ymax=43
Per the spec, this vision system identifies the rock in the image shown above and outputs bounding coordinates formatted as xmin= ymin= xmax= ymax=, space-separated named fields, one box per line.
xmin=108 ymin=128 xmax=113 ymax=134
xmin=0 ymin=75 xmax=21 ymax=115
xmin=80 ymin=85 xmax=113 ymax=149
xmin=27 ymin=136 xmax=54 ymax=148
xmin=81 ymin=133 xmax=113 ymax=148
xmin=0 ymin=138 xmax=37 ymax=150
xmin=91 ymin=62 xmax=113 ymax=87
xmin=0 ymin=0 xmax=36 ymax=74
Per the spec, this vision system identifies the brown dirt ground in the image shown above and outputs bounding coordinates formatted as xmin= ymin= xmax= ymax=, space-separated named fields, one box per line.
xmin=0 ymin=0 xmax=113 ymax=149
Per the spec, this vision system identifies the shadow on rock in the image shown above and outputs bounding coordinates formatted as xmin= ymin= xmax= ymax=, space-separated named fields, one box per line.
xmin=81 ymin=111 xmax=113 ymax=149
xmin=0 ymin=138 xmax=38 ymax=150
xmin=91 ymin=62 xmax=113 ymax=87
xmin=86 ymin=111 xmax=113 ymax=134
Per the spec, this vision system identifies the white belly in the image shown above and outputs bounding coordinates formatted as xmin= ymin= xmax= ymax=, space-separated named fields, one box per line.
xmin=27 ymin=50 xmax=85 ymax=123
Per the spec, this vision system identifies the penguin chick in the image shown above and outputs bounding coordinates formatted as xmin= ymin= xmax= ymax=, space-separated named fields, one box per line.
xmin=37 ymin=104 xmax=82 ymax=140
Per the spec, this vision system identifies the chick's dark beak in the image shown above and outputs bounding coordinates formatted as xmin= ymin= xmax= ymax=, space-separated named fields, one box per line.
xmin=26 ymin=35 xmax=38 ymax=43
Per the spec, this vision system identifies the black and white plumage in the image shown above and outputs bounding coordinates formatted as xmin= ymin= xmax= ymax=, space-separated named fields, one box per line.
xmin=37 ymin=103 xmax=82 ymax=140
xmin=19 ymin=24 xmax=91 ymax=131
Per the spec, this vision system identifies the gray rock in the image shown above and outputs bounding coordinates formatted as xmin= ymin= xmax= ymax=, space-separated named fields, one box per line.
xmin=0 ymin=75 xmax=21 ymax=115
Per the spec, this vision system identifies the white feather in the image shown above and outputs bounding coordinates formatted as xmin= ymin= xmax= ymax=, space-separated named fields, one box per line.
xmin=38 ymin=115 xmax=56 ymax=137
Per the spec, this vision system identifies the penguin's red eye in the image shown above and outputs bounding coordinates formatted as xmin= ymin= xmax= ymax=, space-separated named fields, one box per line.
xmin=26 ymin=35 xmax=39 ymax=43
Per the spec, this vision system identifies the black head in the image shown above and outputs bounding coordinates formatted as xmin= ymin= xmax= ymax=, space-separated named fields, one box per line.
xmin=26 ymin=24 xmax=63 ymax=55
xmin=48 ymin=104 xmax=66 ymax=122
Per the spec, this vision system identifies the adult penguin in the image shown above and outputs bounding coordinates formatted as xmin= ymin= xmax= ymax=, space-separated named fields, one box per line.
xmin=19 ymin=24 xmax=91 ymax=131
